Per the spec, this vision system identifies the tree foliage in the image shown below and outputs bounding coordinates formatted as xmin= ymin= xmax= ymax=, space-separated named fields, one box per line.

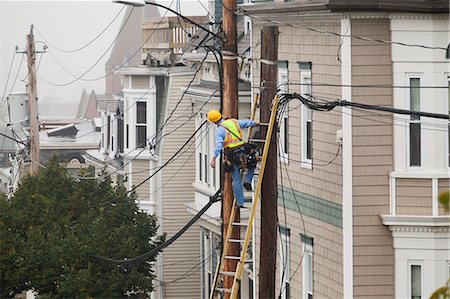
xmin=0 ymin=157 xmax=165 ymax=298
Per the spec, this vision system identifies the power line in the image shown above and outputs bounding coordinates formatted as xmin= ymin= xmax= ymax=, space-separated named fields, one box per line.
xmin=284 ymin=81 xmax=450 ymax=89
xmin=83 ymin=72 xmax=218 ymax=183
xmin=74 ymin=22 xmax=212 ymax=143
xmin=35 ymin=7 xmax=135 ymax=86
xmin=240 ymin=10 xmax=448 ymax=52
xmin=1 ymin=49 xmax=16 ymax=106
xmin=33 ymin=5 xmax=126 ymax=53
xmin=95 ymin=188 xmax=221 ymax=264
xmin=280 ymin=93 xmax=450 ymax=120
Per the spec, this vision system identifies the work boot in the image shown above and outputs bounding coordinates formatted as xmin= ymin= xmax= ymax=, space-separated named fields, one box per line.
xmin=243 ymin=182 xmax=252 ymax=192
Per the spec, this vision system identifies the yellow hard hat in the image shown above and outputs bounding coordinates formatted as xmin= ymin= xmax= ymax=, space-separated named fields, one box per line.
xmin=207 ymin=110 xmax=221 ymax=123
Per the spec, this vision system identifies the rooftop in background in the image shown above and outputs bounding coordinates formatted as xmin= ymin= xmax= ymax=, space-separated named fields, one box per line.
xmin=40 ymin=120 xmax=100 ymax=150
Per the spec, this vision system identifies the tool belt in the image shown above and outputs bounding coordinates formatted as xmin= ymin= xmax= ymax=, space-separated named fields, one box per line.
xmin=223 ymin=143 xmax=260 ymax=172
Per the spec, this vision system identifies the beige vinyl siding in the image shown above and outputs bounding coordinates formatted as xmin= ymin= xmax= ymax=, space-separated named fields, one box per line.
xmin=396 ymin=178 xmax=432 ymax=215
xmin=351 ymin=18 xmax=394 ymax=298
xmin=160 ymin=72 xmax=200 ymax=298
xmin=131 ymin=75 xmax=150 ymax=89
xmin=131 ymin=159 xmax=151 ymax=199
xmin=252 ymin=18 xmax=343 ymax=298
xmin=439 ymin=178 xmax=450 ymax=215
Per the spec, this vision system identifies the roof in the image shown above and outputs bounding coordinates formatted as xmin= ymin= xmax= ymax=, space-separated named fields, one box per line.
xmin=240 ymin=0 xmax=449 ymax=14
xmin=47 ymin=123 xmax=79 ymax=137
xmin=40 ymin=120 xmax=100 ymax=149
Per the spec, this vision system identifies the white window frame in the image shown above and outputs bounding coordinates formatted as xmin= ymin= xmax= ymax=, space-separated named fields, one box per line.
xmin=302 ymin=236 xmax=313 ymax=299
xmin=135 ymin=101 xmax=148 ymax=149
xmin=196 ymin=114 xmax=217 ymax=189
xmin=408 ymin=261 xmax=423 ymax=299
xmin=278 ymin=63 xmax=289 ymax=163
xmin=447 ymin=76 xmax=450 ymax=168
xmin=300 ymin=68 xmax=312 ymax=169
xmin=279 ymin=227 xmax=290 ymax=299
xmin=200 ymin=229 xmax=211 ymax=299
xmin=406 ymin=74 xmax=423 ymax=170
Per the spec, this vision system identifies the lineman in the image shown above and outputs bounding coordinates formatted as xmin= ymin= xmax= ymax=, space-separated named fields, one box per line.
xmin=207 ymin=109 xmax=258 ymax=208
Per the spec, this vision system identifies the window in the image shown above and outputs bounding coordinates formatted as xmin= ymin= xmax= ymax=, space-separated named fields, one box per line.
xmin=136 ymin=102 xmax=147 ymax=148
xmin=278 ymin=61 xmax=289 ymax=162
xmin=448 ymin=79 xmax=450 ymax=167
xmin=409 ymin=263 xmax=422 ymax=299
xmin=299 ymin=62 xmax=312 ymax=169
xmin=301 ymin=235 xmax=313 ymax=299
xmin=200 ymin=229 xmax=220 ymax=299
xmin=118 ymin=117 xmax=124 ymax=153
xmin=197 ymin=113 xmax=217 ymax=188
xmin=409 ymin=77 xmax=421 ymax=167
xmin=107 ymin=115 xmax=111 ymax=151
xmin=126 ymin=124 xmax=129 ymax=149
xmin=279 ymin=227 xmax=290 ymax=299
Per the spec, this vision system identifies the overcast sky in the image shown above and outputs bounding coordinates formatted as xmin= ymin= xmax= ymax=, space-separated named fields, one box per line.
xmin=0 ymin=0 xmax=209 ymax=117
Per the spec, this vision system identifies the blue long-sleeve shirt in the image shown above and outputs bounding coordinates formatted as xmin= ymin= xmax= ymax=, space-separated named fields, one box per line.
xmin=213 ymin=119 xmax=255 ymax=158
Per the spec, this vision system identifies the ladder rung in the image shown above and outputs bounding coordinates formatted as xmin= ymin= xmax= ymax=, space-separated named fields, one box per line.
xmin=215 ymin=288 xmax=232 ymax=293
xmin=224 ymin=255 xmax=240 ymax=260
xmin=224 ymin=255 xmax=252 ymax=263
xmin=220 ymin=271 xmax=236 ymax=276
xmin=228 ymin=239 xmax=245 ymax=243
xmin=259 ymin=122 xmax=270 ymax=126
xmin=232 ymin=222 xmax=248 ymax=226
xmin=250 ymin=139 xmax=266 ymax=143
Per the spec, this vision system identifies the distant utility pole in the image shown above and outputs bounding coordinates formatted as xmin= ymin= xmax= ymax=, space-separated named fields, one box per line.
xmin=258 ymin=26 xmax=278 ymax=298
xmin=26 ymin=25 xmax=40 ymax=174
xmin=221 ymin=0 xmax=239 ymax=296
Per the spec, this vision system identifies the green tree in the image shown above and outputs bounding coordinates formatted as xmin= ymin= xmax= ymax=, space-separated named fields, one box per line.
xmin=0 ymin=157 xmax=165 ymax=298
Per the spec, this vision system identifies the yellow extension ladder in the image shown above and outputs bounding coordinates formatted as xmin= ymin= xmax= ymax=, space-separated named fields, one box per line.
xmin=210 ymin=95 xmax=279 ymax=299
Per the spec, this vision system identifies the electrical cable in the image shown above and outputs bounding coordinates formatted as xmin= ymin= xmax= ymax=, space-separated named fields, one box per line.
xmin=86 ymin=120 xmax=208 ymax=209
xmin=285 ymin=81 xmax=450 ymax=89
xmin=240 ymin=10 xmax=448 ymax=52
xmin=1 ymin=49 xmax=16 ymax=106
xmin=82 ymin=67 xmax=218 ymax=183
xmin=35 ymin=7 xmax=135 ymax=86
xmin=95 ymin=188 xmax=221 ymax=264
xmin=33 ymin=6 xmax=126 ymax=53
xmin=0 ymin=132 xmax=26 ymax=146
xmin=277 ymin=133 xmax=289 ymax=299
xmin=279 ymin=93 xmax=450 ymax=120
xmin=279 ymin=146 xmax=308 ymax=289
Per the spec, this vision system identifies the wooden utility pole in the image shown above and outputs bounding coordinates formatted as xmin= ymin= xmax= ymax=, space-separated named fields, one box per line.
xmin=26 ymin=25 xmax=40 ymax=174
xmin=221 ymin=0 xmax=239 ymax=297
xmin=258 ymin=26 xmax=278 ymax=298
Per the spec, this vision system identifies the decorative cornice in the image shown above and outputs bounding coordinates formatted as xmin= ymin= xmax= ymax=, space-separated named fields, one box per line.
xmin=389 ymin=226 xmax=450 ymax=233
xmin=381 ymin=215 xmax=450 ymax=233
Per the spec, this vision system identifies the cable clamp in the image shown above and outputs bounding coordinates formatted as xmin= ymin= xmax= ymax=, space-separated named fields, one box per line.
xmin=222 ymin=50 xmax=238 ymax=60
xmin=260 ymin=59 xmax=277 ymax=66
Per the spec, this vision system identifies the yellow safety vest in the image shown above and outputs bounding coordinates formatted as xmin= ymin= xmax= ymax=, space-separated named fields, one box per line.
xmin=221 ymin=119 xmax=244 ymax=149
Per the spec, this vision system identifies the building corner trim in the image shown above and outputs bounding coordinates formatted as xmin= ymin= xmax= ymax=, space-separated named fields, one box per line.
xmin=341 ymin=17 xmax=353 ymax=299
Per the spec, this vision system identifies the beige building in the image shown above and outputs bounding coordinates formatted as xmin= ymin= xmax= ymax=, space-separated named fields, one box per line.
xmin=241 ymin=0 xmax=450 ymax=298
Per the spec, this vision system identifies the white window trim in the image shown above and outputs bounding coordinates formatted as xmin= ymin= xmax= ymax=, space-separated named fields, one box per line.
xmin=278 ymin=66 xmax=289 ymax=163
xmin=196 ymin=114 xmax=217 ymax=190
xmin=279 ymin=228 xmax=290 ymax=299
xmin=406 ymin=73 xmax=423 ymax=171
xmin=408 ymin=260 xmax=423 ymax=299
xmin=302 ymin=238 xmax=313 ymax=299
xmin=447 ymin=75 xmax=450 ymax=169
xmin=300 ymin=69 xmax=312 ymax=169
